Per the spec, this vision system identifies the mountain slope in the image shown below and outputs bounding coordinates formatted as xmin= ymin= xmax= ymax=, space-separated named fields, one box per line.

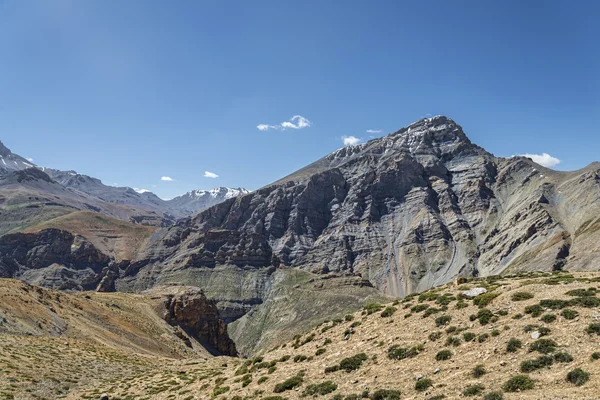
xmin=69 ymin=271 xmax=600 ymax=400
xmin=127 ymin=116 xmax=600 ymax=299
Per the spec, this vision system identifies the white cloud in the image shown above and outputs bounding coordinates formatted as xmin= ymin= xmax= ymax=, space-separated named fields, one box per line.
xmin=342 ymin=136 xmax=362 ymax=146
xmin=133 ymin=187 xmax=150 ymax=194
xmin=26 ymin=157 xmax=34 ymax=162
xmin=257 ymin=115 xmax=312 ymax=131
xmin=518 ymin=153 xmax=561 ymax=168
xmin=204 ymin=171 xmax=219 ymax=178
xmin=366 ymin=129 xmax=382 ymax=134
xmin=161 ymin=176 xmax=174 ymax=181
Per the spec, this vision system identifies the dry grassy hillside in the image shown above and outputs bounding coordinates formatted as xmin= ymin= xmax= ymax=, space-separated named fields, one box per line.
xmin=68 ymin=271 xmax=600 ymax=400
xmin=0 ymin=279 xmax=213 ymax=400
xmin=24 ymin=211 xmax=157 ymax=260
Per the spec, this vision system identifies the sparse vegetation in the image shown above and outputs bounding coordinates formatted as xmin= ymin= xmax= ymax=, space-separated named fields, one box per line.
xmin=415 ymin=378 xmax=433 ymax=392
xmin=302 ymin=381 xmax=337 ymax=396
xmin=380 ymin=306 xmax=397 ymax=318
xmin=370 ymin=389 xmax=400 ymax=400
xmin=502 ymin=375 xmax=534 ymax=392
xmin=566 ymin=368 xmax=590 ymax=386
xmin=561 ymin=309 xmax=578 ymax=320
xmin=506 ymin=338 xmax=522 ymax=353
xmin=273 ymin=372 xmax=304 ymax=393
xmin=473 ymin=292 xmax=499 ymax=308
xmin=387 ymin=344 xmax=423 ymax=360
xmin=435 ymin=315 xmax=452 ymax=327
xmin=472 ymin=364 xmax=486 ymax=378
xmin=529 ymin=338 xmax=558 ymax=354
xmin=511 ymin=292 xmax=534 ymax=301
xmin=483 ymin=391 xmax=503 ymax=400
xmin=586 ymin=323 xmax=600 ymax=335
xmin=435 ymin=350 xmax=452 ymax=361
xmin=540 ymin=313 xmax=556 ymax=323
xmin=463 ymin=384 xmax=485 ymax=396
xmin=364 ymin=303 xmax=384 ymax=315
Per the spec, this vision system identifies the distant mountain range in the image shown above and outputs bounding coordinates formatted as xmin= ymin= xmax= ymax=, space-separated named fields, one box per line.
xmin=0 ymin=139 xmax=249 ymax=231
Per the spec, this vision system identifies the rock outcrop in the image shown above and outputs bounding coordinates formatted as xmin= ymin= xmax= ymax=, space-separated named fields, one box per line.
xmin=150 ymin=285 xmax=237 ymax=356
xmin=0 ymin=228 xmax=110 ymax=290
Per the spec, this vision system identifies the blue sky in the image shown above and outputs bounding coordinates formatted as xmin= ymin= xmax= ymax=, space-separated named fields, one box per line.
xmin=0 ymin=0 xmax=598 ymax=199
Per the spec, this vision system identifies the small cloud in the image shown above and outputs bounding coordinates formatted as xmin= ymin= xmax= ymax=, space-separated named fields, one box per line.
xmin=204 ymin=171 xmax=219 ymax=178
xmin=161 ymin=176 xmax=174 ymax=181
xmin=133 ymin=188 xmax=150 ymax=194
xmin=342 ymin=136 xmax=362 ymax=146
xmin=518 ymin=153 xmax=561 ymax=168
xmin=366 ymin=129 xmax=382 ymax=134
xmin=26 ymin=157 xmax=34 ymax=162
xmin=257 ymin=115 xmax=312 ymax=131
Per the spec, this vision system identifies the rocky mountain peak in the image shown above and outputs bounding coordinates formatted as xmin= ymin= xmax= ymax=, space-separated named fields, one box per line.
xmin=0 ymin=140 xmax=12 ymax=157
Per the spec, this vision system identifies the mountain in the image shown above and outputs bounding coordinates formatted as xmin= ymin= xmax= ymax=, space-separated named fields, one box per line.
xmin=0 ymin=140 xmax=36 ymax=174
xmin=127 ymin=116 xmax=600 ymax=296
xmin=0 ymin=140 xmax=251 ymax=231
xmin=166 ymin=187 xmax=250 ymax=215
xmin=2 ymin=116 xmax=600 ymax=355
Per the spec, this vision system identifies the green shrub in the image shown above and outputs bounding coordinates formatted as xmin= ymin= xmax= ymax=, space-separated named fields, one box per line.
xmin=540 ymin=313 xmax=556 ymax=323
xmin=478 ymin=333 xmax=490 ymax=343
xmin=345 ymin=314 xmax=355 ymax=321
xmin=387 ymin=344 xmax=423 ymax=360
xmin=520 ymin=355 xmax=553 ymax=372
xmin=529 ymin=338 xmax=558 ymax=354
xmin=553 ymin=351 xmax=573 ymax=363
xmin=463 ymin=384 xmax=485 ymax=396
xmin=415 ymin=378 xmax=433 ymax=392
xmin=445 ymin=326 xmax=458 ymax=334
xmin=257 ymin=376 xmax=268 ymax=384
xmin=419 ymin=292 xmax=440 ymax=302
xmin=586 ymin=323 xmax=600 ymax=335
xmin=436 ymin=295 xmax=456 ymax=306
xmin=212 ymin=386 xmax=230 ymax=396
xmin=428 ymin=331 xmax=442 ymax=341
xmin=324 ymin=365 xmax=340 ymax=373
xmin=435 ymin=349 xmax=452 ymax=361
xmin=506 ymin=338 xmax=522 ymax=353
xmin=591 ymin=352 xmax=600 ymax=361
xmin=565 ymin=288 xmax=597 ymax=297
xmin=473 ymin=292 xmax=500 ymax=308
xmin=364 ymin=303 xmax=384 ymax=315
xmin=463 ymin=332 xmax=475 ymax=342
xmin=483 ymin=391 xmax=503 ymax=400
xmin=339 ymin=353 xmax=368 ymax=372
xmin=435 ymin=315 xmax=452 ymax=327
xmin=472 ymin=364 xmax=486 ymax=378
xmin=477 ymin=309 xmax=494 ymax=325
xmin=455 ymin=300 xmax=468 ymax=309
xmin=561 ymin=309 xmax=579 ymax=320
xmin=381 ymin=307 xmax=397 ymax=318
xmin=512 ymin=313 xmax=523 ymax=319
xmin=350 ymin=321 xmax=361 ymax=328
xmin=539 ymin=299 xmax=569 ymax=310
xmin=446 ymin=336 xmax=461 ymax=347
xmin=411 ymin=304 xmax=430 ymax=313
xmin=491 ymin=329 xmax=500 ymax=337
xmin=315 ymin=348 xmax=326 ymax=356
xmin=294 ymin=355 xmax=308 ymax=362
xmin=302 ymin=381 xmax=338 ymax=396
xmin=511 ymin=292 xmax=534 ymax=301
xmin=268 ymin=366 xmax=277 ymax=374
xmin=369 ymin=389 xmax=400 ymax=400
xmin=273 ymin=373 xmax=304 ymax=393
xmin=278 ymin=355 xmax=291 ymax=362
xmin=423 ymin=307 xmax=442 ymax=317
xmin=523 ymin=324 xmax=550 ymax=336
xmin=524 ymin=304 xmax=543 ymax=317
xmin=569 ymin=296 xmax=600 ymax=308
xmin=566 ymin=368 xmax=590 ymax=386
xmin=502 ymin=375 xmax=534 ymax=392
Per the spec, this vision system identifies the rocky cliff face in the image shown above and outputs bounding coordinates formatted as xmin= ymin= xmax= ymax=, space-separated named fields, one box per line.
xmin=0 ymin=228 xmax=111 ymax=290
xmin=128 ymin=116 xmax=600 ymax=298
xmin=149 ymin=285 xmax=237 ymax=356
